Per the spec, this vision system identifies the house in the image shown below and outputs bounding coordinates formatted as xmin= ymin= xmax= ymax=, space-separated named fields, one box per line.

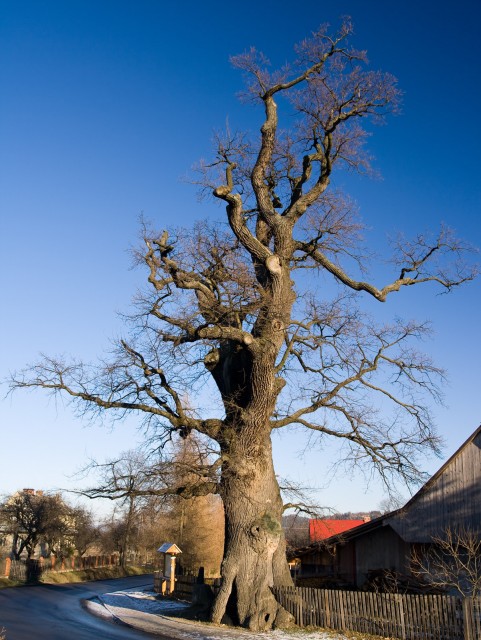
xmin=295 ymin=425 xmax=481 ymax=588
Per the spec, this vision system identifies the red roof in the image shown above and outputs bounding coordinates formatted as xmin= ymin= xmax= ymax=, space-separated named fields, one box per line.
xmin=309 ymin=519 xmax=365 ymax=542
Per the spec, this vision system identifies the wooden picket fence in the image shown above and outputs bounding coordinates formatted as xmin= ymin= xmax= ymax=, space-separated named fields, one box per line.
xmin=273 ymin=586 xmax=481 ymax=640
xmin=3 ymin=555 xmax=121 ymax=581
xmin=174 ymin=574 xmax=221 ymax=600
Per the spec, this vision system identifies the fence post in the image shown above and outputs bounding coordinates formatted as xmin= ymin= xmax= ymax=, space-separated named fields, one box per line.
xmin=4 ymin=557 xmax=11 ymax=578
xmin=395 ymin=593 xmax=406 ymax=640
xmin=463 ymin=597 xmax=473 ymax=640
xmin=324 ymin=590 xmax=331 ymax=628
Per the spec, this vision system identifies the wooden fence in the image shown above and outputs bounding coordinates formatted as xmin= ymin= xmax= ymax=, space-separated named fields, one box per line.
xmin=273 ymin=586 xmax=481 ymax=640
xmin=174 ymin=574 xmax=221 ymax=600
xmin=3 ymin=555 xmax=120 ymax=581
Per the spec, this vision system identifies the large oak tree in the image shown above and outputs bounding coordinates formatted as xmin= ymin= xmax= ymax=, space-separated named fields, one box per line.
xmin=11 ymin=22 xmax=476 ymax=629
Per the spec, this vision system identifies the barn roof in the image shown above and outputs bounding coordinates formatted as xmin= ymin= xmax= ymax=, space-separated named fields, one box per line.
xmin=395 ymin=423 xmax=481 ymax=514
xmin=309 ymin=519 xmax=365 ymax=541
xmin=293 ymin=424 xmax=481 ymax=555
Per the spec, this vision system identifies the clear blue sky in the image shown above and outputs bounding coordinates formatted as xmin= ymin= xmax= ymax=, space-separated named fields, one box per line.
xmin=1 ymin=0 xmax=480 ymax=515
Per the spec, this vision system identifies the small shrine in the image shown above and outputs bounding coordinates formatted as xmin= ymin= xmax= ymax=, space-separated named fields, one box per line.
xmin=154 ymin=542 xmax=182 ymax=595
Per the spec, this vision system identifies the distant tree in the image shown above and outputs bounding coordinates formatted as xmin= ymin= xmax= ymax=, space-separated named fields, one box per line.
xmin=0 ymin=490 xmax=70 ymax=560
xmin=378 ymin=494 xmax=405 ymax=515
xmin=11 ymin=20 xmax=477 ymax=629
xmin=166 ymin=437 xmax=224 ymax=576
xmin=78 ymin=450 xmax=153 ymax=567
xmin=78 ymin=435 xmax=224 ymax=574
xmin=69 ymin=506 xmax=98 ymax=557
xmin=282 ymin=514 xmax=310 ymax=550
xmin=411 ymin=527 xmax=481 ymax=597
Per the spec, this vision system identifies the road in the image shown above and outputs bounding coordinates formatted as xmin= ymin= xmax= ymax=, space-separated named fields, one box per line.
xmin=0 ymin=574 xmax=170 ymax=640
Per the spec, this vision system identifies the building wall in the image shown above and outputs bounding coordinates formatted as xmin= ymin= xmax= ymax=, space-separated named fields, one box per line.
xmin=352 ymin=525 xmax=410 ymax=587
xmin=389 ymin=431 xmax=481 ymax=542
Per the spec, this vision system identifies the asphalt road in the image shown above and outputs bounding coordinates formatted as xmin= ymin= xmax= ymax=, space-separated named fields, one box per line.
xmin=0 ymin=574 xmax=170 ymax=640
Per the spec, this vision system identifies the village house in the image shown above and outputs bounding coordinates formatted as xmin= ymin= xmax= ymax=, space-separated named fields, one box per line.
xmin=294 ymin=425 xmax=481 ymax=589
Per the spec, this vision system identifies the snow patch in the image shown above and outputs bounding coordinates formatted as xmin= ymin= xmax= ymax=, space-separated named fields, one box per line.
xmin=95 ymin=589 xmax=353 ymax=639
xmin=83 ymin=598 xmax=115 ymax=620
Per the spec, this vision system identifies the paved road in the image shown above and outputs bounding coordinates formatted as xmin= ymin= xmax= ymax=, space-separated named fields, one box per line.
xmin=0 ymin=575 xmax=170 ymax=640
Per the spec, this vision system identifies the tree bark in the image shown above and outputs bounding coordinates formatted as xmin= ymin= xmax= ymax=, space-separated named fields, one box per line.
xmin=211 ymin=433 xmax=293 ymax=630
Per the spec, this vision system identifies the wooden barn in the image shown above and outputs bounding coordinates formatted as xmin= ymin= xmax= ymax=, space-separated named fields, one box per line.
xmin=295 ymin=425 xmax=481 ymax=588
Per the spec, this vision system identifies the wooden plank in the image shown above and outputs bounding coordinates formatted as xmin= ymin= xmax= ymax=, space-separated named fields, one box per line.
xmin=313 ymin=587 xmax=321 ymax=628
xmin=338 ymin=590 xmax=344 ymax=630
xmin=384 ymin=593 xmax=393 ymax=639
xmin=346 ymin=590 xmax=355 ymax=631
xmin=367 ymin=591 xmax=376 ymax=636
xmin=297 ymin=587 xmax=302 ymax=627
xmin=463 ymin=597 xmax=473 ymax=640
xmin=380 ymin=593 xmax=389 ymax=638
xmin=405 ymin=594 xmax=415 ymax=638
xmin=309 ymin=589 xmax=316 ymax=627
xmin=421 ymin=594 xmax=431 ymax=640
xmin=396 ymin=593 xmax=406 ymax=640
xmin=362 ymin=590 xmax=371 ymax=634
xmin=473 ymin=597 xmax=481 ymax=639
xmin=324 ymin=589 xmax=331 ymax=629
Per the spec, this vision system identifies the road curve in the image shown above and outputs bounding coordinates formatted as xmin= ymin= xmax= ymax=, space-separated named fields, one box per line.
xmin=0 ymin=574 xmax=171 ymax=640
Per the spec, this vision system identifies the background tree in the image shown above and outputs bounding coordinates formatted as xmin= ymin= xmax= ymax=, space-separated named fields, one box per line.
xmin=11 ymin=21 xmax=477 ymax=630
xmin=411 ymin=527 xmax=481 ymax=597
xmin=79 ymin=434 xmax=224 ymax=574
xmin=69 ymin=506 xmax=98 ymax=557
xmin=161 ymin=436 xmax=224 ymax=576
xmin=0 ymin=490 xmax=70 ymax=560
xmin=78 ymin=450 xmax=153 ymax=567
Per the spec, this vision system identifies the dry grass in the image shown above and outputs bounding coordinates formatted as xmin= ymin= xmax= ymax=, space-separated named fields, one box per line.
xmin=0 ymin=565 xmax=151 ymax=588
xmin=40 ymin=564 xmax=151 ymax=584
xmin=0 ymin=577 xmax=22 ymax=589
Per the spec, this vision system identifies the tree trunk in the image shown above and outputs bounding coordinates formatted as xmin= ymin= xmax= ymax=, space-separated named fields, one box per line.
xmin=211 ymin=433 xmax=293 ymax=631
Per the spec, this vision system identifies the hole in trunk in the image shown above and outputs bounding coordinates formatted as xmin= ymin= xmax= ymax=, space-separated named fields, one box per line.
xmin=265 ymin=613 xmax=270 ymax=623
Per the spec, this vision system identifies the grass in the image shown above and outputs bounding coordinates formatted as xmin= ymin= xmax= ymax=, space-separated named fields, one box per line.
xmin=0 ymin=577 xmax=22 ymax=589
xmin=0 ymin=565 xmax=152 ymax=588
xmin=40 ymin=564 xmax=151 ymax=584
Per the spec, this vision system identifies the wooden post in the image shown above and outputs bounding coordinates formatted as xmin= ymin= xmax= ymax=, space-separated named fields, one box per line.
xmin=324 ymin=589 xmax=331 ymax=628
xmin=396 ymin=593 xmax=406 ymax=640
xmin=338 ymin=590 xmax=346 ymax=631
xmin=463 ymin=597 xmax=473 ymax=640
xmin=5 ymin=557 xmax=11 ymax=578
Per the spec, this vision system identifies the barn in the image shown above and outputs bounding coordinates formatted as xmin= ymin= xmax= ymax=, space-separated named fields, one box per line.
xmin=295 ymin=425 xmax=481 ymax=588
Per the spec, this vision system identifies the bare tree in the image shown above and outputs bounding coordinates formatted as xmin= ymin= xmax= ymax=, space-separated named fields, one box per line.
xmin=77 ymin=450 xmax=157 ymax=567
xmin=411 ymin=527 xmax=481 ymax=597
xmin=10 ymin=21 xmax=477 ymax=629
xmin=69 ymin=506 xmax=98 ymax=557
xmin=78 ymin=436 xmax=224 ymax=574
xmin=0 ymin=490 xmax=70 ymax=560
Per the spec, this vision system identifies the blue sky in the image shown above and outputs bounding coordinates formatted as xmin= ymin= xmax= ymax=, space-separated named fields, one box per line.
xmin=1 ymin=0 xmax=480 ymax=515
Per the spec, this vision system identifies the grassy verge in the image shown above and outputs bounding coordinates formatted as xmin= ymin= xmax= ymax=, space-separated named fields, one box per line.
xmin=0 ymin=577 xmax=22 ymax=589
xmin=0 ymin=565 xmax=152 ymax=588
xmin=40 ymin=564 xmax=152 ymax=584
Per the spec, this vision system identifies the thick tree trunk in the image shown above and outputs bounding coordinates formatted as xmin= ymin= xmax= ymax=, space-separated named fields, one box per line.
xmin=211 ymin=434 xmax=293 ymax=631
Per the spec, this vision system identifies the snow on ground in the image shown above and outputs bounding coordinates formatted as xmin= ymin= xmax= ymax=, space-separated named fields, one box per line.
xmin=102 ymin=590 xmax=191 ymax=614
xmin=95 ymin=589 xmax=364 ymax=640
